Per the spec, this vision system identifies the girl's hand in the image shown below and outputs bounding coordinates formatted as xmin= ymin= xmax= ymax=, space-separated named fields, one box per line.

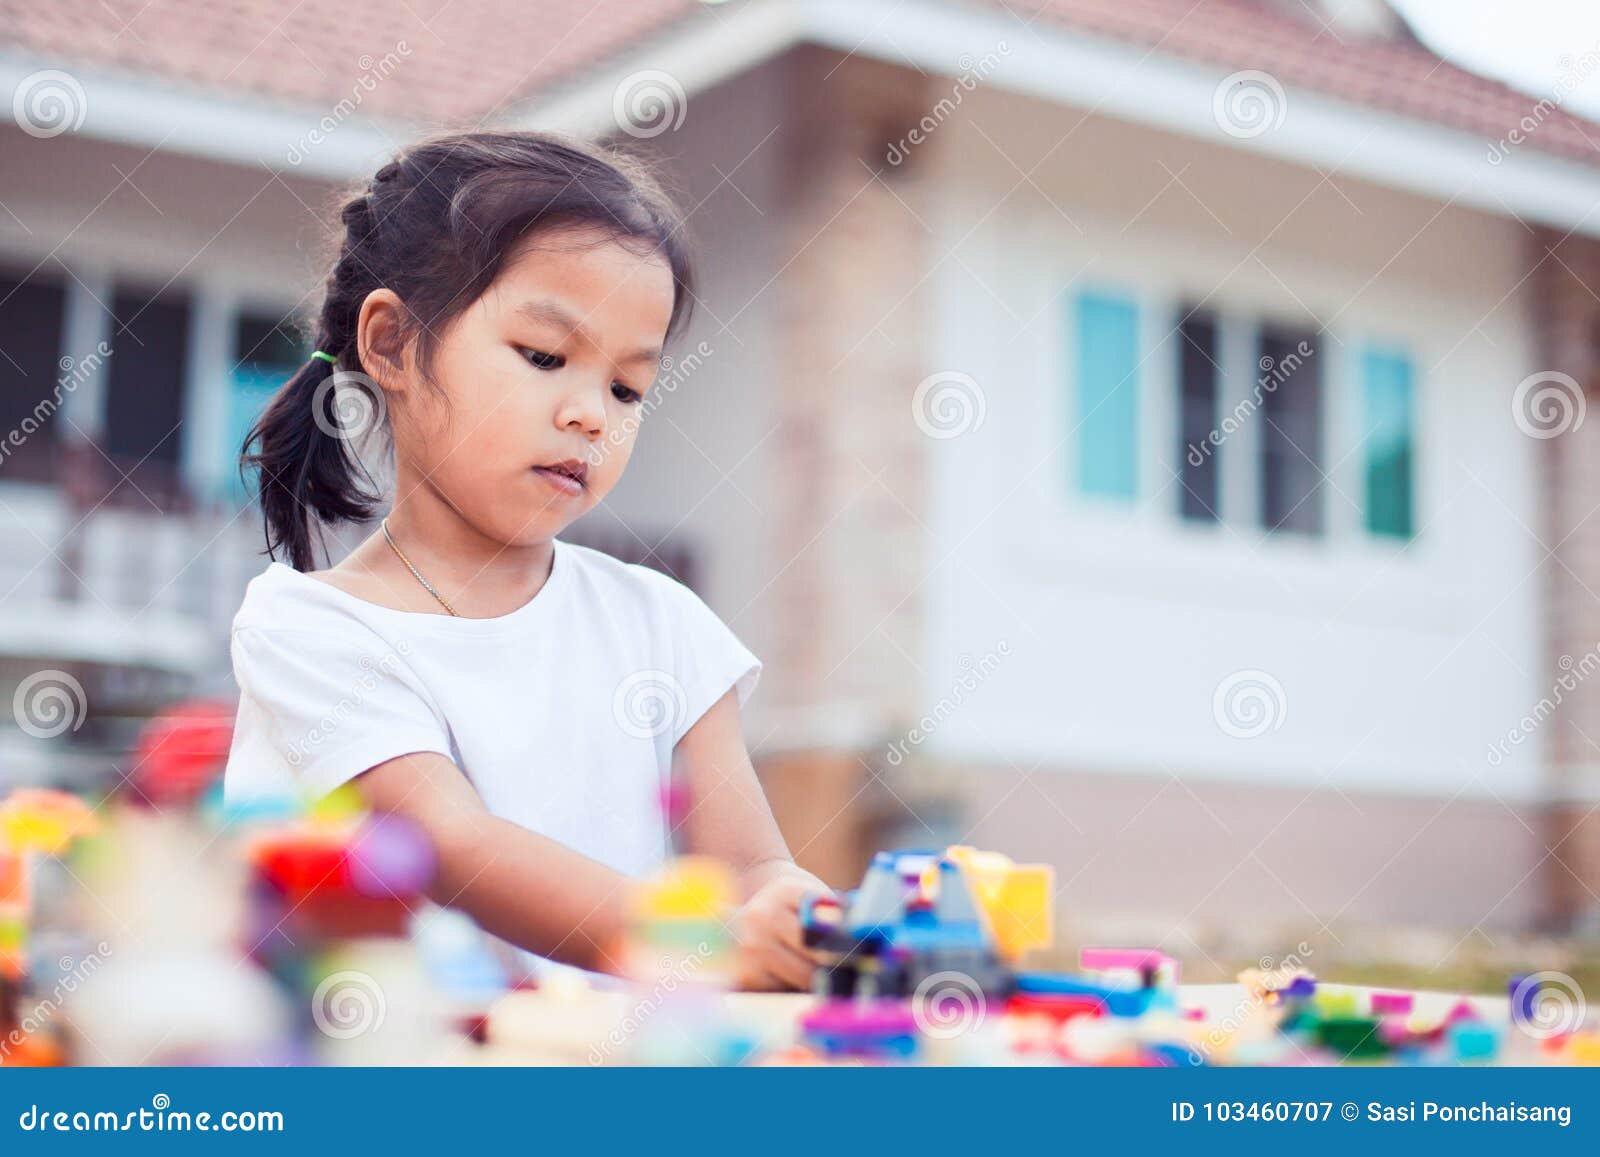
xmin=731 ymin=865 xmax=832 ymax=992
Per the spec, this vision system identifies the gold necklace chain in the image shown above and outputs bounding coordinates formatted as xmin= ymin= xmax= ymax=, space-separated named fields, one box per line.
xmin=381 ymin=518 xmax=460 ymax=616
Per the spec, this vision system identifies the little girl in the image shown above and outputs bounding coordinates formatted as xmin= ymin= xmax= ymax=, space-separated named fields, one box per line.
xmin=223 ymin=131 xmax=825 ymax=991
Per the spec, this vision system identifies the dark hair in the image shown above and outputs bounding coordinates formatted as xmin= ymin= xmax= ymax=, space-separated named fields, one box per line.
xmin=242 ymin=131 xmax=694 ymax=571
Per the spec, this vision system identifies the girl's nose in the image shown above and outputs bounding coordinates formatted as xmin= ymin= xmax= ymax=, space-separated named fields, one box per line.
xmin=557 ymin=384 xmax=607 ymax=438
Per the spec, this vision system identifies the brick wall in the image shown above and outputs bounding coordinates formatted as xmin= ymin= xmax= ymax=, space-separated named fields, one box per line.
xmin=754 ymin=51 xmax=936 ymax=882
xmin=1530 ymin=226 xmax=1600 ymax=933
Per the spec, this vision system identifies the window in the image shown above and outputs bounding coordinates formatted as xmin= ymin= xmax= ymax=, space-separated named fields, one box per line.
xmin=1258 ymin=325 xmax=1322 ymax=535
xmin=0 ymin=270 xmax=67 ymax=483
xmin=1176 ymin=310 xmax=1220 ymax=521
xmin=104 ymin=287 xmax=190 ymax=469
xmin=1361 ymin=346 xmax=1414 ymax=539
xmin=229 ymin=312 xmax=304 ymax=500
xmin=1073 ymin=291 xmax=1139 ymax=499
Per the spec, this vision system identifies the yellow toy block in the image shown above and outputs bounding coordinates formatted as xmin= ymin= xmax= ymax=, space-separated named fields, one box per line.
xmin=945 ymin=845 xmax=1055 ymax=959
xmin=0 ymin=789 xmax=99 ymax=856
xmin=631 ymin=856 xmax=736 ymax=921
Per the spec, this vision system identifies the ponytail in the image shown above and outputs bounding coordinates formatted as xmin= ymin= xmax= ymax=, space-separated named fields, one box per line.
xmin=241 ymin=350 xmax=379 ymax=572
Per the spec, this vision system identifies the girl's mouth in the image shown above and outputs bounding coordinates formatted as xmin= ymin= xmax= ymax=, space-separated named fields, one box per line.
xmin=532 ymin=462 xmax=587 ymax=495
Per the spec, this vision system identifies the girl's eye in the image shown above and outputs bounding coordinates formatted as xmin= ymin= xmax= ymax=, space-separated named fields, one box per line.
xmin=611 ymin=382 xmax=643 ymax=405
xmin=521 ymin=348 xmax=564 ymax=370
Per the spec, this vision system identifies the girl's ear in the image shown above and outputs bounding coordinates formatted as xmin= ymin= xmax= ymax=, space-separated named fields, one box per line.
xmin=356 ymin=288 xmax=413 ymax=393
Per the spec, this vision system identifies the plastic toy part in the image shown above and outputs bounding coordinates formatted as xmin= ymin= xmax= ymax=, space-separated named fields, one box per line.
xmin=943 ymin=846 xmax=1054 ymax=960
xmin=129 ymin=700 xmax=234 ymax=806
xmin=1080 ymin=947 xmax=1179 ymax=990
xmin=800 ymin=1000 xmax=919 ymax=1060
xmin=1369 ymin=992 xmax=1415 ymax=1017
xmin=0 ymin=790 xmax=100 ymax=856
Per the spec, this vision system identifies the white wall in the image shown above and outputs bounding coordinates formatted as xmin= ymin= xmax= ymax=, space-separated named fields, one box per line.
xmin=921 ymin=89 xmax=1547 ymax=802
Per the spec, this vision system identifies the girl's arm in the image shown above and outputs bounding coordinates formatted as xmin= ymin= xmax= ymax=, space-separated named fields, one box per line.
xmin=355 ymin=751 xmax=637 ymax=975
xmin=671 ymin=687 xmax=832 ymax=990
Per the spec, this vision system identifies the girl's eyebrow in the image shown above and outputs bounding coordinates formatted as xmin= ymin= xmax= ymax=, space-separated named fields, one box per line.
xmin=515 ymin=300 xmax=662 ymax=367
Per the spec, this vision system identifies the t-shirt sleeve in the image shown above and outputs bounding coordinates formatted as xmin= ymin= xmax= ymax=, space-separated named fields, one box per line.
xmin=657 ymin=577 xmax=762 ymax=748
xmin=230 ymin=626 xmax=455 ymax=796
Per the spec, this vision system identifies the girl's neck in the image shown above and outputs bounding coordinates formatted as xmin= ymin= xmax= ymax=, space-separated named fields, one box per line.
xmin=356 ymin=490 xmax=557 ymax=618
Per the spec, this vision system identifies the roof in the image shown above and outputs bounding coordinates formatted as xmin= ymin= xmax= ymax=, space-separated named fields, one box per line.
xmin=2 ymin=0 xmax=1597 ymax=166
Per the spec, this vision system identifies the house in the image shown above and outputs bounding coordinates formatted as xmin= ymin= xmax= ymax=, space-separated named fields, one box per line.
xmin=3 ymin=0 xmax=1599 ymax=949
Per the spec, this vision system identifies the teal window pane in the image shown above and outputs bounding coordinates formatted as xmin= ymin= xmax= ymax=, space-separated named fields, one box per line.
xmin=1073 ymin=292 xmax=1139 ymax=499
xmin=1362 ymin=347 xmax=1414 ymax=539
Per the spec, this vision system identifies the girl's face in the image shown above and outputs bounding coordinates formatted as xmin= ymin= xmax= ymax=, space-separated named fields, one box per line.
xmin=388 ymin=225 xmax=677 ymax=544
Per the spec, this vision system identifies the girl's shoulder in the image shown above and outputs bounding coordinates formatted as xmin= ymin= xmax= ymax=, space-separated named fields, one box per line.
xmin=232 ymin=561 xmax=388 ymax=640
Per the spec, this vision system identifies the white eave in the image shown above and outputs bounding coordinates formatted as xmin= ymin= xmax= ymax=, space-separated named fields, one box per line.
xmin=524 ymin=0 xmax=1600 ymax=240
xmin=6 ymin=0 xmax=1598 ymax=236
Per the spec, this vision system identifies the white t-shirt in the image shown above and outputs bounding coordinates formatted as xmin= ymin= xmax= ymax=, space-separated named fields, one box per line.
xmin=223 ymin=537 xmax=761 ymax=883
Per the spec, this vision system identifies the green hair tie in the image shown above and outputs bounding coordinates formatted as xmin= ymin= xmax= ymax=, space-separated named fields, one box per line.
xmin=310 ymin=350 xmax=337 ymax=366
